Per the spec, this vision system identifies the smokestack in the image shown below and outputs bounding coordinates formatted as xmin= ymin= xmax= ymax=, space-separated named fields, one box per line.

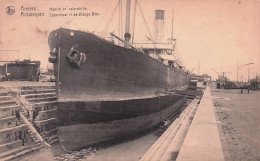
xmin=154 ymin=10 xmax=164 ymax=43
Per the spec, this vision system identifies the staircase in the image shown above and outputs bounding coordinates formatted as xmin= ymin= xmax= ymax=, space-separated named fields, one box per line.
xmin=0 ymin=87 xmax=44 ymax=161
xmin=19 ymin=85 xmax=59 ymax=145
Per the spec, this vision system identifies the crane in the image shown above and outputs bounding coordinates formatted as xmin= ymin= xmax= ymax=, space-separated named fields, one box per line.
xmin=190 ymin=67 xmax=195 ymax=74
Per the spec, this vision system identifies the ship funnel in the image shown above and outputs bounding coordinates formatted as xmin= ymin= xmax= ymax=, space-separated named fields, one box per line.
xmin=154 ymin=10 xmax=164 ymax=43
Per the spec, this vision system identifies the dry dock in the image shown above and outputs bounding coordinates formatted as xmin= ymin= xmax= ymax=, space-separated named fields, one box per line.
xmin=1 ymin=81 xmax=259 ymax=161
xmin=0 ymin=81 xmax=57 ymax=161
xmin=141 ymin=85 xmax=260 ymax=161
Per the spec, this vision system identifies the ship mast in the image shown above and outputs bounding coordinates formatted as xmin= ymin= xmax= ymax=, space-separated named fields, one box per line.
xmin=124 ymin=0 xmax=131 ymax=48
xmin=171 ymin=9 xmax=174 ymax=40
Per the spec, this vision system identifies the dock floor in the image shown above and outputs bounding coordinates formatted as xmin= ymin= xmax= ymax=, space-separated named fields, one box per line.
xmin=211 ymin=88 xmax=260 ymax=160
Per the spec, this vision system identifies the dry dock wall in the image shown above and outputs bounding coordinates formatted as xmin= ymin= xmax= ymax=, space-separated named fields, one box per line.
xmin=176 ymin=86 xmax=224 ymax=161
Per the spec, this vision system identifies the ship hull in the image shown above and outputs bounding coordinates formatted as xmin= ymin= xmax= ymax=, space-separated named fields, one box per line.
xmin=48 ymin=28 xmax=190 ymax=101
xmin=57 ymin=94 xmax=184 ymax=126
xmin=58 ymin=96 xmax=186 ymax=151
xmin=48 ymin=28 xmax=190 ymax=151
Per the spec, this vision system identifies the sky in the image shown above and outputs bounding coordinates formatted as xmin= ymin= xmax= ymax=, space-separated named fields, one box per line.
xmin=0 ymin=0 xmax=259 ymax=81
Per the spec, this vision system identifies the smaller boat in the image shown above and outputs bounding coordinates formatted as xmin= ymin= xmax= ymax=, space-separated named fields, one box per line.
xmin=0 ymin=59 xmax=40 ymax=81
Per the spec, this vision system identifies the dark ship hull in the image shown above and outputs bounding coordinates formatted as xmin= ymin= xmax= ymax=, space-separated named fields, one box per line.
xmin=48 ymin=28 xmax=190 ymax=151
xmin=58 ymin=96 xmax=186 ymax=151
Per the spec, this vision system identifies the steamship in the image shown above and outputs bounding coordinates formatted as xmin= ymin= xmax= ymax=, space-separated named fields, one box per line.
xmin=48 ymin=0 xmax=190 ymax=152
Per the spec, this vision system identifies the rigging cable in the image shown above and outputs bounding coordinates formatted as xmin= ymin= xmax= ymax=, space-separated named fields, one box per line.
xmin=136 ymin=0 xmax=156 ymax=49
xmin=101 ymin=0 xmax=121 ymax=37
xmin=112 ymin=9 xmax=126 ymax=35
xmin=175 ymin=45 xmax=185 ymax=67
xmin=93 ymin=2 xmax=115 ymax=33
